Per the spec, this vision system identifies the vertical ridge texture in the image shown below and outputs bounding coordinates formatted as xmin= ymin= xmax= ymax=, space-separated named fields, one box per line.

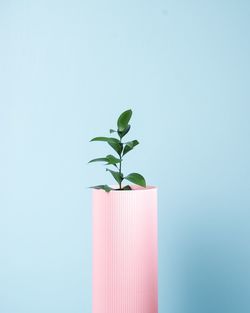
xmin=93 ymin=188 xmax=158 ymax=313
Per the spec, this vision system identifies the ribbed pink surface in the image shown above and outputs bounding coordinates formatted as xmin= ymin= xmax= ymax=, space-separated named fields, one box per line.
xmin=92 ymin=186 xmax=158 ymax=313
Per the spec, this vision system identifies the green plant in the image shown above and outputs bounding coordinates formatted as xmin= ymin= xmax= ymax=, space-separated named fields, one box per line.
xmin=89 ymin=109 xmax=146 ymax=192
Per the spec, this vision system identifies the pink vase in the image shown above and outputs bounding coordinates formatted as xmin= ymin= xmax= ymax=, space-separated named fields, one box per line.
xmin=92 ymin=185 xmax=158 ymax=313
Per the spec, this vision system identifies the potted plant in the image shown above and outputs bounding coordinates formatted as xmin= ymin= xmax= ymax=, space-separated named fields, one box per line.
xmin=89 ymin=109 xmax=158 ymax=313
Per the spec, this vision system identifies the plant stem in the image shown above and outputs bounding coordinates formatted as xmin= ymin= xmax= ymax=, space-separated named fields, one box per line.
xmin=119 ymin=156 xmax=122 ymax=189
xmin=119 ymin=138 xmax=123 ymax=190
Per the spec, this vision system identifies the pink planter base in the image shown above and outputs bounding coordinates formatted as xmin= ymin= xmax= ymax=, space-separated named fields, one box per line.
xmin=92 ymin=186 xmax=158 ymax=313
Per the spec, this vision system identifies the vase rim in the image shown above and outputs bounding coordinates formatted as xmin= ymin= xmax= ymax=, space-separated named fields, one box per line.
xmin=92 ymin=185 xmax=157 ymax=193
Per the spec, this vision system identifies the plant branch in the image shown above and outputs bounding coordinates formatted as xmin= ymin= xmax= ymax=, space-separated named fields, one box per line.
xmin=119 ymin=156 xmax=122 ymax=189
xmin=118 ymin=139 xmax=124 ymax=190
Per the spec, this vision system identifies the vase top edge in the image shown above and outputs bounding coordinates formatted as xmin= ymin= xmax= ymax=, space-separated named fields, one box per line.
xmin=92 ymin=185 xmax=157 ymax=193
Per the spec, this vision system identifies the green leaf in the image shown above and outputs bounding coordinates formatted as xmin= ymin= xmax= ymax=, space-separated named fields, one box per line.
xmin=88 ymin=155 xmax=121 ymax=165
xmin=109 ymin=129 xmax=116 ymax=134
xmin=122 ymin=185 xmax=132 ymax=190
xmin=117 ymin=109 xmax=132 ymax=132
xmin=90 ymin=137 xmax=123 ymax=156
xmin=90 ymin=137 xmax=120 ymax=144
xmin=88 ymin=157 xmax=108 ymax=163
xmin=108 ymin=141 xmax=123 ymax=156
xmin=118 ymin=124 xmax=131 ymax=139
xmin=106 ymin=169 xmax=123 ymax=184
xmin=123 ymin=140 xmax=139 ymax=156
xmin=89 ymin=185 xmax=113 ymax=192
xmin=124 ymin=173 xmax=146 ymax=187
xmin=106 ymin=155 xmax=121 ymax=165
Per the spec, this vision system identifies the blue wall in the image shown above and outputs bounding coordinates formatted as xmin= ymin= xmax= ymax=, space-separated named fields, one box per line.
xmin=1 ymin=0 xmax=249 ymax=312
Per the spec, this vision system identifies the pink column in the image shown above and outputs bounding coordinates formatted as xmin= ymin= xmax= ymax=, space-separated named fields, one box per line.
xmin=92 ymin=186 xmax=158 ymax=313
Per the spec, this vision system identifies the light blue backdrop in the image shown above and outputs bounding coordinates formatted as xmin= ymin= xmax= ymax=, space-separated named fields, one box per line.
xmin=1 ymin=0 xmax=250 ymax=312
